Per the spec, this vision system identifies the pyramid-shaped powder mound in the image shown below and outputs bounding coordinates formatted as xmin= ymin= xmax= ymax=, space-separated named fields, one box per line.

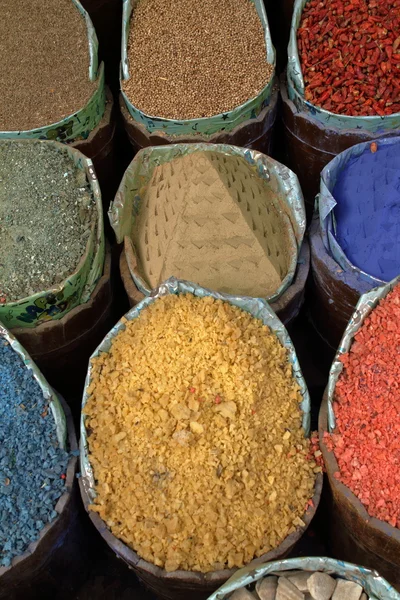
xmin=133 ymin=151 xmax=296 ymax=297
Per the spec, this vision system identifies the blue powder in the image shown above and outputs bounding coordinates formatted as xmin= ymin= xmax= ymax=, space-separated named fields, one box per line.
xmin=333 ymin=143 xmax=400 ymax=281
xmin=0 ymin=339 xmax=68 ymax=567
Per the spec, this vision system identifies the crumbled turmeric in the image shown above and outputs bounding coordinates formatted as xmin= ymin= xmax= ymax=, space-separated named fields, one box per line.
xmin=84 ymin=294 xmax=317 ymax=573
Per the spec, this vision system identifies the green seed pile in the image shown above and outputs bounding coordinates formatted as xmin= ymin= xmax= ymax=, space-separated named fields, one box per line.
xmin=0 ymin=0 xmax=96 ymax=131
xmin=123 ymin=0 xmax=273 ymax=120
xmin=0 ymin=142 xmax=95 ymax=302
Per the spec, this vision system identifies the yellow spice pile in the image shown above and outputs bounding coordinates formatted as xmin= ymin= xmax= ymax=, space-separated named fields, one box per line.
xmin=85 ymin=294 xmax=318 ymax=573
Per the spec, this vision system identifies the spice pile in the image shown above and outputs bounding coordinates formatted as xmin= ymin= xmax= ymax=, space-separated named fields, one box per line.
xmin=123 ymin=0 xmax=273 ymax=120
xmin=0 ymin=338 xmax=68 ymax=567
xmin=229 ymin=571 xmax=368 ymax=600
xmin=333 ymin=142 xmax=400 ymax=281
xmin=133 ymin=151 xmax=294 ymax=298
xmin=0 ymin=0 xmax=95 ymax=131
xmin=85 ymin=294 xmax=319 ymax=572
xmin=297 ymin=0 xmax=400 ymax=116
xmin=325 ymin=284 xmax=400 ymax=529
xmin=0 ymin=141 xmax=95 ymax=303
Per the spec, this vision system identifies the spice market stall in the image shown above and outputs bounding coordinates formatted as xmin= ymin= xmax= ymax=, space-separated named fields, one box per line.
xmin=0 ymin=0 xmax=117 ymax=206
xmin=0 ymin=139 xmax=112 ymax=397
xmin=310 ymin=136 xmax=400 ymax=350
xmin=80 ymin=279 xmax=322 ymax=600
xmin=0 ymin=326 xmax=86 ymax=600
xmin=207 ymin=556 xmax=400 ymax=600
xmin=120 ymin=0 xmax=278 ymax=153
xmin=110 ymin=143 xmax=309 ymax=327
xmin=282 ymin=0 xmax=400 ymax=212
xmin=319 ymin=276 xmax=400 ymax=590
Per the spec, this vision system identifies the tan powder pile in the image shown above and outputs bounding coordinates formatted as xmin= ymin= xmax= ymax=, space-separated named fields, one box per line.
xmin=133 ymin=152 xmax=295 ymax=298
xmin=0 ymin=0 xmax=96 ymax=131
xmin=85 ymin=294 xmax=318 ymax=573
xmin=123 ymin=0 xmax=273 ymax=120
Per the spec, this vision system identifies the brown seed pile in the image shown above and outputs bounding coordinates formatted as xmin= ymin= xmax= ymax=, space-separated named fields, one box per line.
xmin=0 ymin=0 xmax=96 ymax=131
xmin=85 ymin=294 xmax=318 ymax=573
xmin=123 ymin=0 xmax=273 ymax=120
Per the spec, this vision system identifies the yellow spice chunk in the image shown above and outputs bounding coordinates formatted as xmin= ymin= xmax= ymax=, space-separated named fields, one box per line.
xmin=84 ymin=294 xmax=317 ymax=573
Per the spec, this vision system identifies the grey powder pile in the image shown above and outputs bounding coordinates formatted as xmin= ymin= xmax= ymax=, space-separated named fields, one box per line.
xmin=0 ymin=141 xmax=95 ymax=302
xmin=123 ymin=0 xmax=273 ymax=120
xmin=0 ymin=0 xmax=96 ymax=131
xmin=0 ymin=338 xmax=69 ymax=567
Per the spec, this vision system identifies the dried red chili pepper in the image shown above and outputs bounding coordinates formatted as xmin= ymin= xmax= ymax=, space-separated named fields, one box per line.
xmin=298 ymin=0 xmax=400 ymax=116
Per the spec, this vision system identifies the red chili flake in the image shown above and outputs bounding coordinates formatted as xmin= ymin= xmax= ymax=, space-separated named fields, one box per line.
xmin=298 ymin=0 xmax=400 ymax=116
xmin=60 ymin=474 xmax=66 ymax=480
xmin=251 ymin=409 xmax=256 ymax=415
xmin=215 ymin=395 xmax=222 ymax=404
xmin=327 ymin=285 xmax=400 ymax=529
xmin=370 ymin=142 xmax=378 ymax=153
xmin=0 ymin=293 xmax=6 ymax=305
xmin=189 ymin=387 xmax=196 ymax=394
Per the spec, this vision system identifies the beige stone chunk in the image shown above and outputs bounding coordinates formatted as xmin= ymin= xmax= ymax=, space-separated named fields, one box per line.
xmin=287 ymin=572 xmax=311 ymax=592
xmin=276 ymin=577 xmax=305 ymax=600
xmin=360 ymin=594 xmax=368 ymax=600
xmin=332 ymin=579 xmax=363 ymax=600
xmin=230 ymin=589 xmax=256 ymax=599
xmin=308 ymin=573 xmax=336 ymax=600
xmin=256 ymin=575 xmax=278 ymax=599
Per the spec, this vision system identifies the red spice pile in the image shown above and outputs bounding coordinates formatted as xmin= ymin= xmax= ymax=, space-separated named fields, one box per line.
xmin=297 ymin=0 xmax=400 ymax=116
xmin=324 ymin=285 xmax=400 ymax=528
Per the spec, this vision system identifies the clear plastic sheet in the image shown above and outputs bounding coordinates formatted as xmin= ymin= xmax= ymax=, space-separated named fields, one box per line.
xmin=207 ymin=556 xmax=400 ymax=600
xmin=0 ymin=323 xmax=67 ymax=450
xmin=326 ymin=275 xmax=400 ymax=431
xmin=108 ymin=143 xmax=306 ymax=303
xmin=80 ymin=277 xmax=311 ymax=502
xmin=287 ymin=0 xmax=400 ymax=133
xmin=318 ymin=137 xmax=398 ymax=288
xmin=120 ymin=0 xmax=275 ymax=136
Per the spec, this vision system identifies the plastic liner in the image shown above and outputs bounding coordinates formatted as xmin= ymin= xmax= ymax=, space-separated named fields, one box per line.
xmin=0 ymin=0 xmax=106 ymax=143
xmin=120 ymin=0 xmax=276 ymax=136
xmin=207 ymin=556 xmax=400 ymax=600
xmin=0 ymin=323 xmax=67 ymax=450
xmin=318 ymin=137 xmax=398 ymax=288
xmin=108 ymin=143 xmax=306 ymax=303
xmin=0 ymin=139 xmax=105 ymax=329
xmin=287 ymin=0 xmax=400 ymax=133
xmin=80 ymin=276 xmax=311 ymax=501
xmin=326 ymin=274 xmax=400 ymax=431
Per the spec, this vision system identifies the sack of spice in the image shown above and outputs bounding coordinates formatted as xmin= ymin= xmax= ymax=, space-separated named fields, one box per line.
xmin=0 ymin=322 xmax=69 ymax=570
xmin=287 ymin=0 xmax=400 ymax=133
xmin=0 ymin=139 xmax=105 ymax=329
xmin=80 ymin=278 xmax=322 ymax=585
xmin=322 ymin=275 xmax=400 ymax=532
xmin=120 ymin=0 xmax=276 ymax=137
xmin=206 ymin=557 xmax=400 ymax=600
xmin=318 ymin=137 xmax=400 ymax=288
xmin=0 ymin=0 xmax=106 ymax=143
xmin=109 ymin=143 xmax=306 ymax=302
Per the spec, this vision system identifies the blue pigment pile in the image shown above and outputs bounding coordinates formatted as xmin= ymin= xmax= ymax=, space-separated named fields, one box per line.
xmin=0 ymin=338 xmax=68 ymax=567
xmin=333 ymin=143 xmax=400 ymax=281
